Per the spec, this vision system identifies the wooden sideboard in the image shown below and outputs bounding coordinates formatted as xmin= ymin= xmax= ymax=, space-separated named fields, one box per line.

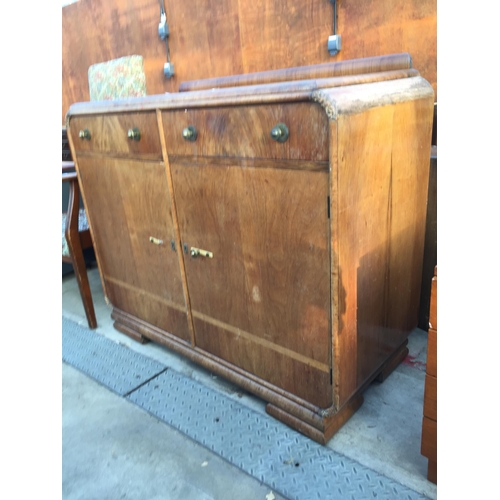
xmin=421 ymin=266 xmax=437 ymax=482
xmin=66 ymin=66 xmax=434 ymax=443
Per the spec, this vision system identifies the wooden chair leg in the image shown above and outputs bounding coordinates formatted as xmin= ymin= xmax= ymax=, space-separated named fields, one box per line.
xmin=69 ymin=241 xmax=97 ymax=329
xmin=64 ymin=172 xmax=97 ymax=330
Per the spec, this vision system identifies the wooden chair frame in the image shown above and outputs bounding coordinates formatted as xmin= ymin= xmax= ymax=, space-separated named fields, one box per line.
xmin=62 ymin=161 xmax=97 ymax=329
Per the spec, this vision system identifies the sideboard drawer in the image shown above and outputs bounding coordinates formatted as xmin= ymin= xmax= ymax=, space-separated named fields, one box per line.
xmin=161 ymin=102 xmax=329 ymax=162
xmin=70 ymin=112 xmax=162 ymax=159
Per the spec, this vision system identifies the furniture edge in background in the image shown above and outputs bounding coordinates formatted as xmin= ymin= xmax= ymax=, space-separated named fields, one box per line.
xmin=421 ymin=266 xmax=437 ymax=483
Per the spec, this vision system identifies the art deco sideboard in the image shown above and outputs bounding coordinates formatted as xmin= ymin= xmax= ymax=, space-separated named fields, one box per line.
xmin=66 ymin=61 xmax=434 ymax=443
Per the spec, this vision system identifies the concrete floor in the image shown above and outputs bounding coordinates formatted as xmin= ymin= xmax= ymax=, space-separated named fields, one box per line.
xmin=63 ymin=363 xmax=286 ymax=500
xmin=62 ymin=265 xmax=438 ymax=500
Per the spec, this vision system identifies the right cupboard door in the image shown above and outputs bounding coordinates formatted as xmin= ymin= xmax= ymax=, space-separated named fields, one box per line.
xmin=171 ymin=161 xmax=333 ymax=408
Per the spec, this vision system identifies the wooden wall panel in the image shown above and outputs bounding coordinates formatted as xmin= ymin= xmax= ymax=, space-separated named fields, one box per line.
xmin=62 ymin=0 xmax=170 ymax=124
xmin=338 ymin=0 xmax=437 ymax=99
xmin=62 ymin=0 xmax=437 ymax=123
xmin=166 ymin=0 xmax=244 ymax=84
xmin=236 ymin=0 xmax=332 ymax=72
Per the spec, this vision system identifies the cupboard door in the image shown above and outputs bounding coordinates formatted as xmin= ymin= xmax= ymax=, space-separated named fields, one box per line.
xmin=76 ymin=157 xmax=191 ymax=342
xmin=171 ymin=161 xmax=332 ymax=407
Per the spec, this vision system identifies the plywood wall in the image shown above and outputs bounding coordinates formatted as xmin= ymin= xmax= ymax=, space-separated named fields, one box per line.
xmin=62 ymin=0 xmax=436 ymax=123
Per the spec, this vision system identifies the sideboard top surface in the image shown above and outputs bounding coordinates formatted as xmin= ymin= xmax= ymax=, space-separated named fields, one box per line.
xmin=66 ymin=75 xmax=434 ymax=124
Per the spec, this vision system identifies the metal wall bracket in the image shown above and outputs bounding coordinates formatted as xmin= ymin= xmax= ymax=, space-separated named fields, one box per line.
xmin=328 ymin=35 xmax=342 ymax=56
xmin=158 ymin=12 xmax=169 ymax=40
xmin=164 ymin=62 xmax=175 ymax=78
xmin=328 ymin=0 xmax=342 ymax=56
xmin=158 ymin=0 xmax=174 ymax=78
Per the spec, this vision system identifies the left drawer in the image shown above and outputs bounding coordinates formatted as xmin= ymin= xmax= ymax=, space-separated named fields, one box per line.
xmin=69 ymin=112 xmax=162 ymax=160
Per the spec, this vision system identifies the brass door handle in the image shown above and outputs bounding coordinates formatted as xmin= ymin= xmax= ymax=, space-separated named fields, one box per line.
xmin=149 ymin=236 xmax=163 ymax=245
xmin=128 ymin=127 xmax=141 ymax=141
xmin=79 ymin=129 xmax=91 ymax=140
xmin=190 ymin=247 xmax=213 ymax=258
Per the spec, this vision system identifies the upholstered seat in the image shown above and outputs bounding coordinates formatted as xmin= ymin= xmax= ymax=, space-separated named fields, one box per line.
xmin=62 ymin=209 xmax=89 ymax=257
xmin=88 ymin=55 xmax=147 ymax=101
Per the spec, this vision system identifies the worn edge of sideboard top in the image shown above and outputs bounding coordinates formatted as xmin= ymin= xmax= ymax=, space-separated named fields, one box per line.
xmin=66 ymin=74 xmax=435 ymax=425
xmin=66 ymin=71 xmax=426 ymax=120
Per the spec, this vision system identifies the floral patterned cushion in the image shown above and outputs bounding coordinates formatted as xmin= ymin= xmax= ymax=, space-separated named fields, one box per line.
xmin=62 ymin=209 xmax=89 ymax=257
xmin=88 ymin=55 xmax=147 ymax=101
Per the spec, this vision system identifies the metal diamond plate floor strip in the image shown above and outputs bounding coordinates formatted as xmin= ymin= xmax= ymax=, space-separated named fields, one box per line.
xmin=62 ymin=317 xmax=430 ymax=500
xmin=127 ymin=370 xmax=430 ymax=500
xmin=62 ymin=317 xmax=166 ymax=396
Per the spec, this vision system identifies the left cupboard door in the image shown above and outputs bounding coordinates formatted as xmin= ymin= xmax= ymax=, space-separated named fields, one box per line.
xmin=76 ymin=157 xmax=191 ymax=343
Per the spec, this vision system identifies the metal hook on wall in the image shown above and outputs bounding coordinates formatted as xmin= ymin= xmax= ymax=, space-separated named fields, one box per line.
xmin=328 ymin=0 xmax=342 ymax=56
xmin=158 ymin=0 xmax=174 ymax=78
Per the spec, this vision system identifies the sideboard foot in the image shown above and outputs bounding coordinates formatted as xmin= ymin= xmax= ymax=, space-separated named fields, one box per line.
xmin=113 ymin=320 xmax=150 ymax=344
xmin=375 ymin=340 xmax=409 ymax=383
xmin=266 ymin=394 xmax=364 ymax=445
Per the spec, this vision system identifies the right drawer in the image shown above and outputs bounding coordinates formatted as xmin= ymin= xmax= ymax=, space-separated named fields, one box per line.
xmin=161 ymin=102 xmax=329 ymax=162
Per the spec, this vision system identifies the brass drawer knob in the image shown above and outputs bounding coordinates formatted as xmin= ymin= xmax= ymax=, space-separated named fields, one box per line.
xmin=79 ymin=129 xmax=91 ymax=140
xmin=270 ymin=123 xmax=289 ymax=143
xmin=127 ymin=127 xmax=141 ymax=141
xmin=182 ymin=125 xmax=197 ymax=142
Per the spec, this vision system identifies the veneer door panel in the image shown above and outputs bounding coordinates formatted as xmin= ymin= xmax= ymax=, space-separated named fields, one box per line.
xmin=171 ymin=161 xmax=332 ymax=407
xmin=77 ymin=157 xmax=190 ymax=341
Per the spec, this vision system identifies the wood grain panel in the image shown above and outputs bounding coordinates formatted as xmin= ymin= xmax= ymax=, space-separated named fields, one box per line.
xmin=63 ymin=0 xmax=170 ymax=124
xmin=75 ymin=157 xmax=190 ymax=341
xmin=63 ymin=0 xmax=436 ymax=123
xmin=339 ymin=0 xmax=437 ymax=98
xmin=335 ymin=97 xmax=433 ymax=406
xmin=168 ymin=155 xmax=329 ymax=172
xmin=336 ymin=105 xmax=394 ymax=406
xmin=421 ymin=416 xmax=437 ymax=459
xmin=179 ymin=53 xmax=413 ymax=91
xmin=109 ymin=279 xmax=190 ymax=341
xmin=384 ymin=98 xmax=434 ymax=334
xmin=165 ymin=0 xmax=244 ymax=85
xmin=423 ymin=374 xmax=437 ymax=421
xmin=113 ymin=160 xmax=185 ymax=307
xmin=75 ymin=157 xmax=140 ymax=287
xmin=171 ymin=162 xmax=331 ymax=366
xmin=236 ymin=0 xmax=332 ymax=73
xmin=429 ymin=271 xmax=437 ymax=330
xmin=70 ymin=113 xmax=162 ymax=158
xmin=161 ymin=103 xmax=329 ymax=161
xmin=427 ymin=328 xmax=437 ymax=378
xmin=193 ymin=317 xmax=332 ymax=408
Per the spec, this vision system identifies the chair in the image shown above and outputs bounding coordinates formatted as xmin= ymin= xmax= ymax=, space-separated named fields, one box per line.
xmin=88 ymin=55 xmax=147 ymax=101
xmin=62 ymin=159 xmax=97 ymax=329
xmin=61 ymin=55 xmax=148 ymax=329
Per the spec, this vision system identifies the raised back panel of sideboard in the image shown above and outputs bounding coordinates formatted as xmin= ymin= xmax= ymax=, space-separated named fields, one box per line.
xmin=62 ymin=0 xmax=436 ymax=123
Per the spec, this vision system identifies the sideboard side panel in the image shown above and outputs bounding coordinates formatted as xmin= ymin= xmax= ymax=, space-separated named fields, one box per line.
xmin=329 ymin=119 xmax=341 ymax=411
xmin=336 ymin=97 xmax=433 ymax=406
